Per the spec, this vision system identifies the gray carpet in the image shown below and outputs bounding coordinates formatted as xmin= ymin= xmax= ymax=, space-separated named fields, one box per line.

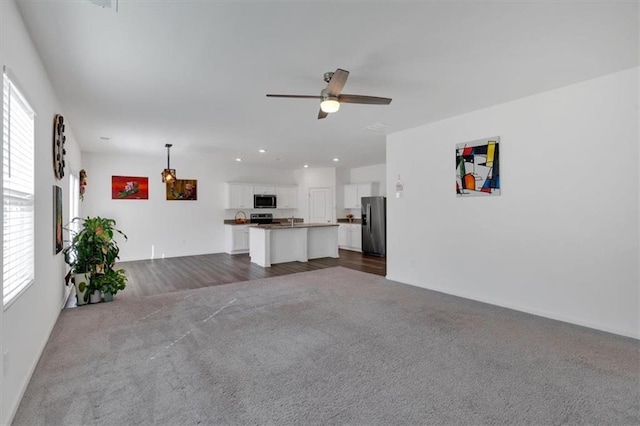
xmin=13 ymin=267 xmax=640 ymax=425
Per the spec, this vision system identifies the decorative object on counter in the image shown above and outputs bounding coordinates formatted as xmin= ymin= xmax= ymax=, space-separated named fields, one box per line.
xmin=160 ymin=143 xmax=176 ymax=183
xmin=456 ymin=136 xmax=501 ymax=197
xmin=52 ymin=114 xmax=66 ymax=179
xmin=112 ymin=175 xmax=149 ymax=199
xmin=54 ymin=186 xmax=63 ymax=254
xmin=62 ymin=216 xmax=128 ymax=305
xmin=167 ymin=179 xmax=197 ymax=200
xmin=346 ymin=213 xmax=354 ymax=223
xmin=234 ymin=211 xmax=247 ymax=224
xmin=79 ymin=169 xmax=88 ymax=201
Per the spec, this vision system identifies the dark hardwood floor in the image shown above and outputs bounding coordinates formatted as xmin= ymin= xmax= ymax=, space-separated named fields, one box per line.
xmin=116 ymin=250 xmax=386 ymax=298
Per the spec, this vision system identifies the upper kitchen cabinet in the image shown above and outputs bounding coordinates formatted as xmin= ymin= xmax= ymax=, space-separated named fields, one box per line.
xmin=276 ymin=185 xmax=298 ymax=209
xmin=225 ymin=183 xmax=254 ymax=209
xmin=344 ymin=183 xmax=378 ymax=209
xmin=254 ymin=185 xmax=276 ymax=195
xmin=225 ymin=183 xmax=299 ymax=209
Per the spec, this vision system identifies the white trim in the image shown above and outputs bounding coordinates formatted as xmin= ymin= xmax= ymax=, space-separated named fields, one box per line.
xmin=386 ymin=274 xmax=640 ymax=340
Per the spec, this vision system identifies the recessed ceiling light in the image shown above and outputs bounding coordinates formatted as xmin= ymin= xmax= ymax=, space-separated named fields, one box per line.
xmin=235 ymin=158 xmax=242 ymax=162
xmin=258 ymin=149 xmax=266 ymax=153
xmin=303 ymin=164 xmax=309 ymax=168
xmin=333 ymin=158 xmax=340 ymax=162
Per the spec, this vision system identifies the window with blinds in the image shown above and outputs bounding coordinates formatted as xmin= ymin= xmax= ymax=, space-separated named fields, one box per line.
xmin=3 ymin=71 xmax=35 ymax=307
xmin=69 ymin=172 xmax=80 ymax=254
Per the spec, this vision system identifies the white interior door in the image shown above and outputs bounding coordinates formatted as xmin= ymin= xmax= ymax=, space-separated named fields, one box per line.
xmin=308 ymin=187 xmax=333 ymax=224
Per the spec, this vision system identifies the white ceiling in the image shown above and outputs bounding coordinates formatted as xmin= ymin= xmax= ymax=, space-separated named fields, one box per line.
xmin=15 ymin=0 xmax=639 ymax=170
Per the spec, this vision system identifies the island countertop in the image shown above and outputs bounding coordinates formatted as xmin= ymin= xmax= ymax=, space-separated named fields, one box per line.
xmin=249 ymin=223 xmax=339 ymax=267
xmin=250 ymin=223 xmax=339 ymax=230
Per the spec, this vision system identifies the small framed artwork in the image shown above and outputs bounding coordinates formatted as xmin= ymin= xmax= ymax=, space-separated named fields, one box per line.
xmin=53 ymin=185 xmax=63 ymax=254
xmin=456 ymin=136 xmax=501 ymax=197
xmin=112 ymin=176 xmax=149 ymax=199
xmin=167 ymin=179 xmax=197 ymax=201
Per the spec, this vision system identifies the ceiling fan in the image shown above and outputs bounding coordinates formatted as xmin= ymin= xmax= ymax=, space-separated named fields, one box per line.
xmin=266 ymin=68 xmax=392 ymax=119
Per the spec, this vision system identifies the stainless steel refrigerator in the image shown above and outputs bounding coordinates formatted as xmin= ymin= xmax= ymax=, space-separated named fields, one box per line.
xmin=361 ymin=196 xmax=386 ymax=257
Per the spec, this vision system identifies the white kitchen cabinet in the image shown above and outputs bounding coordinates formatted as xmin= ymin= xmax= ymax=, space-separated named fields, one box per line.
xmin=276 ymin=185 xmax=298 ymax=209
xmin=338 ymin=223 xmax=362 ymax=252
xmin=224 ymin=225 xmax=250 ymax=254
xmin=254 ymin=185 xmax=276 ymax=195
xmin=225 ymin=184 xmax=254 ymax=209
xmin=338 ymin=224 xmax=349 ymax=247
xmin=343 ymin=183 xmax=376 ymax=209
xmin=225 ymin=182 xmax=298 ymax=209
xmin=351 ymin=224 xmax=362 ymax=251
xmin=344 ymin=185 xmax=358 ymax=209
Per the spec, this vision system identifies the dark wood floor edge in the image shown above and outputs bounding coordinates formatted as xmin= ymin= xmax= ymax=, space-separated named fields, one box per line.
xmin=113 ymin=250 xmax=386 ymax=299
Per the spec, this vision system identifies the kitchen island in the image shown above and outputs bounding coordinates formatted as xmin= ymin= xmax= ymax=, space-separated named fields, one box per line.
xmin=249 ymin=223 xmax=339 ymax=267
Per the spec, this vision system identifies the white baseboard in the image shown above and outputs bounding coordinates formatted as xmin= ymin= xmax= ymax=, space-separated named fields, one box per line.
xmin=385 ymin=274 xmax=639 ymax=340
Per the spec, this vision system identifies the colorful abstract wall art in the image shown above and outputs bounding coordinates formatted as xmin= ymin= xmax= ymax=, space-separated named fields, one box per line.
xmin=54 ymin=185 xmax=63 ymax=254
xmin=166 ymin=179 xmax=197 ymax=201
xmin=456 ymin=137 xmax=500 ymax=197
xmin=111 ymin=176 xmax=149 ymax=199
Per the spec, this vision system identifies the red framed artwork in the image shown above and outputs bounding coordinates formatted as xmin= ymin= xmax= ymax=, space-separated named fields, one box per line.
xmin=111 ymin=176 xmax=149 ymax=199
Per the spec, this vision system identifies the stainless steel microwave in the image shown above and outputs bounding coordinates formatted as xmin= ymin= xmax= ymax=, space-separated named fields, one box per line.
xmin=254 ymin=194 xmax=276 ymax=208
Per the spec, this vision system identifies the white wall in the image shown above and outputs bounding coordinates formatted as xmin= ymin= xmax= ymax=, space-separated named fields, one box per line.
xmin=0 ymin=0 xmax=83 ymax=422
xmin=351 ymin=163 xmax=386 ymax=197
xmin=81 ymin=152 xmax=298 ymax=261
xmin=387 ymin=68 xmax=639 ymax=338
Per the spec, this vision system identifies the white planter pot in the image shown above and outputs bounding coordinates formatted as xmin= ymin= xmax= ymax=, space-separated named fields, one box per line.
xmin=74 ymin=272 xmax=90 ymax=306
xmin=89 ymin=290 xmax=102 ymax=304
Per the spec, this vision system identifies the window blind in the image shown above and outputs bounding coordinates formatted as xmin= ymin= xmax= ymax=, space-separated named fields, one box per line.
xmin=3 ymin=71 xmax=35 ymax=307
xmin=68 ymin=172 xmax=80 ymax=263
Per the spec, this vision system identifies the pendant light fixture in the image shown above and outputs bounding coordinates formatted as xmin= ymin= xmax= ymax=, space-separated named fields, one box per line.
xmin=161 ymin=143 xmax=176 ymax=183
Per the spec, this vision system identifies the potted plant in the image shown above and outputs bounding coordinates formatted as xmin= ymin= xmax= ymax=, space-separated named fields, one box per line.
xmin=63 ymin=220 xmax=93 ymax=306
xmin=86 ymin=279 xmax=103 ymax=304
xmin=63 ymin=216 xmax=127 ymax=305
xmin=93 ymin=268 xmax=127 ymax=302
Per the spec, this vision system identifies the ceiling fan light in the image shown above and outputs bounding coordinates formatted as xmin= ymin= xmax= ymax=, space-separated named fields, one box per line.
xmin=320 ymin=97 xmax=340 ymax=113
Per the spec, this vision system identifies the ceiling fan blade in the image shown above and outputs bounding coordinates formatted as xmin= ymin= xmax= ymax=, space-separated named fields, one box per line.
xmin=338 ymin=94 xmax=392 ymax=105
xmin=318 ymin=109 xmax=328 ymax=119
xmin=266 ymin=94 xmax=322 ymax=99
xmin=326 ymin=69 xmax=349 ymax=96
